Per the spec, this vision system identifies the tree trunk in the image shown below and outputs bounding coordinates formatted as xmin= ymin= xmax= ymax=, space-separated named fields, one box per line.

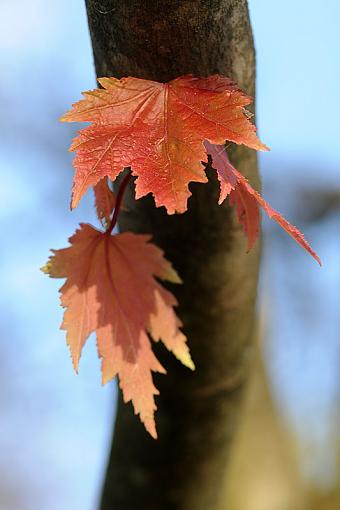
xmin=84 ymin=1 xmax=260 ymax=509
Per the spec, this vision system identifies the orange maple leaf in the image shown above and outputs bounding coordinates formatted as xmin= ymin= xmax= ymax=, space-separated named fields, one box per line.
xmin=205 ymin=142 xmax=321 ymax=264
xmin=93 ymin=177 xmax=115 ymax=227
xmin=61 ymin=75 xmax=268 ymax=214
xmin=42 ymin=224 xmax=194 ymax=438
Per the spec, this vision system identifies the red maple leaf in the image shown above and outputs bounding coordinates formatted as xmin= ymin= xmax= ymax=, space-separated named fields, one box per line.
xmin=93 ymin=177 xmax=116 ymax=227
xmin=205 ymin=142 xmax=321 ymax=264
xmin=61 ymin=75 xmax=268 ymax=214
xmin=42 ymin=224 xmax=194 ymax=438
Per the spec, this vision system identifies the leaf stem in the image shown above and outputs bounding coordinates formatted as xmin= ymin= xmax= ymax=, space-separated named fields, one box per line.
xmin=106 ymin=171 xmax=132 ymax=234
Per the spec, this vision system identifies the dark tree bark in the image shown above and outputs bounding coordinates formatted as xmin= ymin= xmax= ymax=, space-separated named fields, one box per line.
xmin=85 ymin=1 xmax=260 ymax=509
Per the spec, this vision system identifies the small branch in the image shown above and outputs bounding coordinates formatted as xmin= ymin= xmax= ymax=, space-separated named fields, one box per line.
xmin=106 ymin=171 xmax=132 ymax=235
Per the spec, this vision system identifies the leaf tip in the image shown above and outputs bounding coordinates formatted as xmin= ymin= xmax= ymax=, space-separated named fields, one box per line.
xmin=71 ymin=356 xmax=79 ymax=375
xmin=145 ymin=418 xmax=158 ymax=440
xmin=172 ymin=343 xmax=195 ymax=371
xmin=185 ymin=356 xmax=195 ymax=371
xmin=314 ymin=253 xmax=322 ymax=266
xmin=259 ymin=141 xmax=270 ymax=152
xmin=70 ymin=194 xmax=79 ymax=210
xmin=59 ymin=111 xmax=71 ymax=123
xmin=165 ymin=267 xmax=182 ymax=284
xmin=40 ymin=262 xmax=50 ymax=275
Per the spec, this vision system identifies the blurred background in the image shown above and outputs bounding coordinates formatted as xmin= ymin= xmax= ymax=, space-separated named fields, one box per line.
xmin=0 ymin=1 xmax=339 ymax=509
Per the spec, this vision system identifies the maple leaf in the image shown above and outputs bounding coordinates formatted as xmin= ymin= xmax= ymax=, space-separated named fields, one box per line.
xmin=94 ymin=177 xmax=115 ymax=227
xmin=61 ymin=74 xmax=268 ymax=214
xmin=205 ymin=142 xmax=321 ymax=264
xmin=42 ymin=224 xmax=194 ymax=438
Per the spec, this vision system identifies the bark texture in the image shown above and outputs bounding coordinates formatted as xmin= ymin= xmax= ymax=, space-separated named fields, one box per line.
xmin=84 ymin=1 xmax=261 ymax=509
